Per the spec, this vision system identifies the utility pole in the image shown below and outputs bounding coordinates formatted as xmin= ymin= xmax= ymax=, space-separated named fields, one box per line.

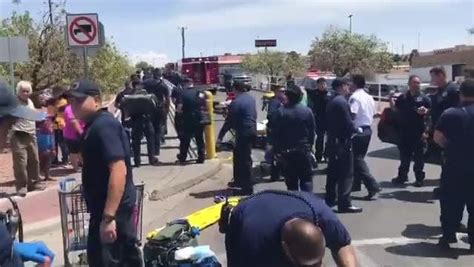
xmin=48 ymin=0 xmax=54 ymax=26
xmin=180 ymin=27 xmax=187 ymax=59
xmin=348 ymin=14 xmax=353 ymax=34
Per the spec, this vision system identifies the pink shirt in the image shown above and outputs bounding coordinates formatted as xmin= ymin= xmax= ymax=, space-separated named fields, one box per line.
xmin=63 ymin=105 xmax=84 ymax=140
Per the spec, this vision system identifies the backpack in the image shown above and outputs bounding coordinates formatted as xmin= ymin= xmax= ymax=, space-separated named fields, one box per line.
xmin=143 ymin=219 xmax=199 ymax=267
xmin=121 ymin=89 xmax=158 ymax=116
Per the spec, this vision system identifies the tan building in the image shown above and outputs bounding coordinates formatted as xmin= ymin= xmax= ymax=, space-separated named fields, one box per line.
xmin=411 ymin=45 xmax=474 ymax=82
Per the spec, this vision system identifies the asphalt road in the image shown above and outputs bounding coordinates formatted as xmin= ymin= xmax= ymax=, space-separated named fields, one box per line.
xmin=147 ymin=89 xmax=474 ymax=266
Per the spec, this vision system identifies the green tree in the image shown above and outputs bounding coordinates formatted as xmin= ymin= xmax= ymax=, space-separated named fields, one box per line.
xmin=89 ymin=43 xmax=134 ymax=94
xmin=1 ymin=1 xmax=132 ymax=94
xmin=135 ymin=61 xmax=151 ymax=70
xmin=241 ymin=50 xmax=305 ymax=82
xmin=309 ymin=27 xmax=393 ymax=77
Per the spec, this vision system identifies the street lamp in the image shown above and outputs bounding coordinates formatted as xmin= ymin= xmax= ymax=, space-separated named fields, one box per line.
xmin=348 ymin=14 xmax=353 ymax=34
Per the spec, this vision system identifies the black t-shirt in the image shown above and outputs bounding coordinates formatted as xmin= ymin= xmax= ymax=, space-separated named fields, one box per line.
xmin=226 ymin=191 xmax=351 ymax=267
xmin=436 ymin=103 xmax=474 ymax=178
xmin=307 ymin=89 xmax=334 ymax=122
xmin=395 ymin=91 xmax=431 ymax=137
xmin=82 ymin=111 xmax=136 ymax=217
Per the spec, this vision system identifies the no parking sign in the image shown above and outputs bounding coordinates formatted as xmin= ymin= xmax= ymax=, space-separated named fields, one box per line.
xmin=66 ymin=13 xmax=100 ymax=47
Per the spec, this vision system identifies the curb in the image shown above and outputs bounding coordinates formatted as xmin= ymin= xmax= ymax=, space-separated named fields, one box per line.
xmin=149 ymin=160 xmax=223 ymax=201
xmin=22 ymin=161 xmax=223 ymax=234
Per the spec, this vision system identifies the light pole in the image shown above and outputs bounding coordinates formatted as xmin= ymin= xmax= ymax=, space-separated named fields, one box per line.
xmin=179 ymin=26 xmax=188 ymax=59
xmin=348 ymin=14 xmax=353 ymax=34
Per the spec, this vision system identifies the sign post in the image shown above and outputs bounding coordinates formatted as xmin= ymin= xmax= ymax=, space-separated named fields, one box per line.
xmin=0 ymin=36 xmax=29 ymax=90
xmin=66 ymin=13 xmax=100 ymax=79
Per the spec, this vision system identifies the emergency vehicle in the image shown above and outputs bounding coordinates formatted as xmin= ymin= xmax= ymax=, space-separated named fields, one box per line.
xmin=180 ymin=56 xmax=219 ymax=94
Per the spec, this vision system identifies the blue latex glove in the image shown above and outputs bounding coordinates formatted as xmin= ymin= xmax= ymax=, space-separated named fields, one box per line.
xmin=13 ymin=241 xmax=54 ymax=263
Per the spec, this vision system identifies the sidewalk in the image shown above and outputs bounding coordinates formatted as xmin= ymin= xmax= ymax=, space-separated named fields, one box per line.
xmin=0 ymin=113 xmax=222 ymax=233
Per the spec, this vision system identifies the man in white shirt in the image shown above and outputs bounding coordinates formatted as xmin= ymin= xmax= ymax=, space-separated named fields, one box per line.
xmin=10 ymin=81 xmax=46 ymax=196
xmin=349 ymin=75 xmax=381 ymax=200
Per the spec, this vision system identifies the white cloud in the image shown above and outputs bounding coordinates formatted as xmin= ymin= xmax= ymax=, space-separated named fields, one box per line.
xmin=159 ymin=0 xmax=454 ymax=32
xmin=130 ymin=51 xmax=170 ymax=67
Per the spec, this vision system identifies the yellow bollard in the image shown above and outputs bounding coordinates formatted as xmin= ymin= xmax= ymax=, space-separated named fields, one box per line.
xmin=204 ymin=90 xmax=216 ymax=159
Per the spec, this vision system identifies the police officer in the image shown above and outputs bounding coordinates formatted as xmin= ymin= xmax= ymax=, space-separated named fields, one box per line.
xmin=224 ymin=190 xmax=357 ymax=267
xmin=128 ymin=78 xmax=159 ymax=167
xmin=0 ymin=222 xmax=54 ymax=266
xmin=308 ymin=77 xmax=333 ymax=163
xmin=434 ymin=79 xmax=474 ymax=249
xmin=325 ymin=78 xmax=362 ymax=213
xmin=223 ymin=70 xmax=233 ymax=93
xmin=68 ymin=80 xmax=141 ymax=266
xmin=115 ymin=75 xmax=138 ymax=144
xmin=272 ymin=85 xmax=315 ymax=192
xmin=217 ymin=82 xmax=257 ymax=195
xmin=176 ymin=78 xmax=206 ymax=164
xmin=266 ymin=86 xmax=285 ymax=181
xmin=143 ymin=68 xmax=171 ymax=157
xmin=349 ymin=74 xmax=381 ymax=199
xmin=392 ymin=75 xmax=431 ymax=187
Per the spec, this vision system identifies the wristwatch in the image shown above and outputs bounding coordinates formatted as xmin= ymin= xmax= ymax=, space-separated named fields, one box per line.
xmin=102 ymin=214 xmax=116 ymax=224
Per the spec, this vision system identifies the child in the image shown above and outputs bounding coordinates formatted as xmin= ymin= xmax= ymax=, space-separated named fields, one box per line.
xmin=37 ymin=95 xmax=56 ymax=181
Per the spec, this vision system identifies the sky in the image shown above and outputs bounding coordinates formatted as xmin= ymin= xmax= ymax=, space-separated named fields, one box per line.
xmin=1 ymin=0 xmax=473 ymax=67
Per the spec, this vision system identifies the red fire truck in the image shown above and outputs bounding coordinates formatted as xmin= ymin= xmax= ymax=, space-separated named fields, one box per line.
xmin=180 ymin=56 xmax=219 ymax=93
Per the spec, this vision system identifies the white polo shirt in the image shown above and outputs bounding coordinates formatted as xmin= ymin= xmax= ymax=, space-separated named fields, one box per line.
xmin=349 ymin=88 xmax=375 ymax=128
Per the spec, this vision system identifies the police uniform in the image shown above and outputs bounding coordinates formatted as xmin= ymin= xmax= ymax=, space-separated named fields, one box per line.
xmin=326 ymin=93 xmax=357 ymax=208
xmin=177 ymin=87 xmax=206 ymax=163
xmin=81 ymin=110 xmax=141 ymax=266
xmin=0 ymin=223 xmax=22 ymax=266
xmin=218 ymin=91 xmax=257 ymax=194
xmin=436 ymin=102 xmax=474 ymax=246
xmin=225 ymin=190 xmax=351 ymax=267
xmin=266 ymin=95 xmax=283 ymax=180
xmin=394 ymin=91 xmax=431 ymax=183
xmin=142 ymin=77 xmax=170 ymax=156
xmin=272 ymin=102 xmax=315 ymax=192
xmin=349 ymin=88 xmax=380 ymax=194
xmin=308 ymin=89 xmax=334 ymax=162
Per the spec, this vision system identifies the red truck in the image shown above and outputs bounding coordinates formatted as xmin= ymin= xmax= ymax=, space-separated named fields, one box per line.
xmin=180 ymin=56 xmax=219 ymax=94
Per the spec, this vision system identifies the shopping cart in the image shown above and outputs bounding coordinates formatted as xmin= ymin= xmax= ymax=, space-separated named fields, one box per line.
xmin=58 ymin=182 xmax=145 ymax=266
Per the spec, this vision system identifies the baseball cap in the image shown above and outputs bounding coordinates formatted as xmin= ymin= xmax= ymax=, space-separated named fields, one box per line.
xmin=0 ymin=81 xmax=46 ymax=121
xmin=67 ymin=79 xmax=101 ymax=99
xmin=331 ymin=78 xmax=349 ymax=90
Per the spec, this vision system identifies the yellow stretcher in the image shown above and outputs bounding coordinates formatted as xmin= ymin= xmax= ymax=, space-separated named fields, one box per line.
xmin=146 ymin=197 xmax=241 ymax=239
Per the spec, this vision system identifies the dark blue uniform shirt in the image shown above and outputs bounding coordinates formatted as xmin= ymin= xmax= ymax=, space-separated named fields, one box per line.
xmin=308 ymin=89 xmax=334 ymax=128
xmin=180 ymin=88 xmax=203 ymax=129
xmin=395 ymin=91 xmax=431 ymax=137
xmin=271 ymin=103 xmax=315 ymax=152
xmin=82 ymin=111 xmax=136 ymax=217
xmin=226 ymin=191 xmax=351 ymax=267
xmin=220 ymin=92 xmax=257 ymax=138
xmin=436 ymin=103 xmax=474 ymax=179
xmin=142 ymin=78 xmax=169 ymax=105
xmin=430 ymin=81 xmax=460 ymax=126
xmin=326 ymin=95 xmax=356 ymax=139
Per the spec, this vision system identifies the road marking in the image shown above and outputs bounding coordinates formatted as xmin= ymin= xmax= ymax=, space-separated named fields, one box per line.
xmin=352 ymin=233 xmax=468 ymax=247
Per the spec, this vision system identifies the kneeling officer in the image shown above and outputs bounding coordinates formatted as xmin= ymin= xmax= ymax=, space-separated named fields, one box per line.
xmin=224 ymin=190 xmax=357 ymax=267
xmin=271 ymin=85 xmax=316 ymax=192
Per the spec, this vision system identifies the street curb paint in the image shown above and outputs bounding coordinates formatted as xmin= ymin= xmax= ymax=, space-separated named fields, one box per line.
xmin=149 ymin=160 xmax=223 ymax=201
